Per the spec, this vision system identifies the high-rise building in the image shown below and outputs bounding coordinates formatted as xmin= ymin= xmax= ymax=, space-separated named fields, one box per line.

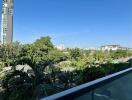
xmin=1 ymin=0 xmax=13 ymax=44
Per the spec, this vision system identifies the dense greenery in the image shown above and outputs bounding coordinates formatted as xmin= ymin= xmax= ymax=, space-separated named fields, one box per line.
xmin=0 ymin=36 xmax=132 ymax=100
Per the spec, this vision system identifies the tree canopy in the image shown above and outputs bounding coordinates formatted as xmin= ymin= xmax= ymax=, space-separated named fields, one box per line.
xmin=0 ymin=36 xmax=132 ymax=100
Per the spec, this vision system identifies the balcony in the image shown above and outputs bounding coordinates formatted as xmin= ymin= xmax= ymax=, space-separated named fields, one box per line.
xmin=41 ymin=67 xmax=132 ymax=100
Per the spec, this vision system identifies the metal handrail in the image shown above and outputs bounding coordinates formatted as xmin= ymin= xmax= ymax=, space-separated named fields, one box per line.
xmin=41 ymin=67 xmax=132 ymax=100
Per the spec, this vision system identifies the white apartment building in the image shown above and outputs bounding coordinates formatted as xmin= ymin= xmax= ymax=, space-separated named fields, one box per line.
xmin=100 ymin=45 xmax=131 ymax=51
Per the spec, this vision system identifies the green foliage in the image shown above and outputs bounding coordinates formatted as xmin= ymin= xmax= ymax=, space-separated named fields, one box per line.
xmin=1 ymin=70 xmax=35 ymax=100
xmin=69 ymin=48 xmax=82 ymax=60
xmin=34 ymin=36 xmax=53 ymax=49
xmin=101 ymin=62 xmax=130 ymax=74
xmin=47 ymin=49 xmax=67 ymax=63
xmin=110 ymin=50 xmax=129 ymax=59
xmin=0 ymin=36 xmax=132 ymax=100
xmin=0 ymin=43 xmax=21 ymax=67
xmin=76 ymin=62 xmax=130 ymax=85
xmin=77 ymin=66 xmax=106 ymax=84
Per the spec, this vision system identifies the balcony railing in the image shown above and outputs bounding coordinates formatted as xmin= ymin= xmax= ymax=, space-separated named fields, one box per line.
xmin=41 ymin=67 xmax=132 ymax=100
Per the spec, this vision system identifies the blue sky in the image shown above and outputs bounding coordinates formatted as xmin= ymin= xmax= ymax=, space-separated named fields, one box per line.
xmin=1 ymin=0 xmax=132 ymax=48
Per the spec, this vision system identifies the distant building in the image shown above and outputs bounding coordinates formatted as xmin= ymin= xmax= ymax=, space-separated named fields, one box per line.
xmin=1 ymin=0 xmax=13 ymax=44
xmin=100 ymin=45 xmax=131 ymax=51
xmin=100 ymin=45 xmax=120 ymax=51
xmin=84 ymin=47 xmax=97 ymax=51
xmin=118 ymin=46 xmax=131 ymax=50
xmin=55 ymin=44 xmax=65 ymax=51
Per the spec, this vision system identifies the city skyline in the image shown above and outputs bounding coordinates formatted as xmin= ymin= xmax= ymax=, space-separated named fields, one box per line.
xmin=0 ymin=0 xmax=131 ymax=47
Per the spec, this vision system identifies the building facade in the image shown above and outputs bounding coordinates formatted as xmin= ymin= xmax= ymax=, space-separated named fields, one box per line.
xmin=100 ymin=45 xmax=131 ymax=51
xmin=1 ymin=0 xmax=13 ymax=44
xmin=100 ymin=45 xmax=120 ymax=51
xmin=55 ymin=44 xmax=65 ymax=51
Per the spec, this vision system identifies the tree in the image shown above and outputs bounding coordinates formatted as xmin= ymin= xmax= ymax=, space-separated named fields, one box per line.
xmin=0 ymin=43 xmax=22 ymax=67
xmin=34 ymin=36 xmax=53 ymax=49
xmin=0 ymin=36 xmax=67 ymax=100
xmin=1 ymin=70 xmax=35 ymax=100
xmin=69 ymin=48 xmax=81 ymax=60
xmin=1 ymin=36 xmax=132 ymax=100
